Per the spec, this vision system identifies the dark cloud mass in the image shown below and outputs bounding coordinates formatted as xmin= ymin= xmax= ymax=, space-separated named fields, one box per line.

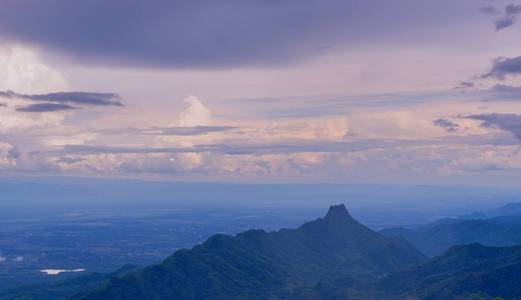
xmin=0 ymin=0 xmax=478 ymax=68
xmin=495 ymin=17 xmax=515 ymax=30
xmin=466 ymin=113 xmax=521 ymax=139
xmin=484 ymin=56 xmax=521 ymax=79
xmin=494 ymin=3 xmax=521 ymax=30
xmin=506 ymin=3 xmax=521 ymax=14
xmin=0 ymin=90 xmax=122 ymax=107
xmin=16 ymin=103 xmax=78 ymax=112
xmin=433 ymin=118 xmax=459 ymax=132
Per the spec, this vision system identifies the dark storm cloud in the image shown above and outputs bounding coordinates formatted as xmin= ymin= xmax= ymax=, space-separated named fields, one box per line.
xmin=16 ymin=103 xmax=78 ymax=112
xmin=483 ymin=56 xmax=521 ymax=79
xmin=0 ymin=0 xmax=478 ymax=68
xmin=0 ymin=90 xmax=123 ymax=107
xmin=433 ymin=119 xmax=459 ymax=132
xmin=466 ymin=113 xmax=521 ymax=139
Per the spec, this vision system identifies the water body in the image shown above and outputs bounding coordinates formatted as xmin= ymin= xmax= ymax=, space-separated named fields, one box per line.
xmin=40 ymin=269 xmax=86 ymax=275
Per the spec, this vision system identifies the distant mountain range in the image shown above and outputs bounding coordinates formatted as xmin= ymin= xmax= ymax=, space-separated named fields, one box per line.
xmin=3 ymin=203 xmax=521 ymax=300
xmin=381 ymin=204 xmax=521 ymax=256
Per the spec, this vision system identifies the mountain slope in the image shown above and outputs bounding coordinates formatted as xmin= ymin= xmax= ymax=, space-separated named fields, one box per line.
xmin=293 ymin=244 xmax=521 ymax=300
xmin=375 ymin=243 xmax=521 ymax=299
xmin=76 ymin=204 xmax=425 ymax=300
xmin=0 ymin=265 xmax=138 ymax=300
xmin=381 ymin=218 xmax=521 ymax=256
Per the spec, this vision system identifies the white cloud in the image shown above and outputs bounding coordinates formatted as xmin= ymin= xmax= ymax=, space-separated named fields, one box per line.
xmin=442 ymin=145 xmax=521 ymax=173
xmin=44 ymin=132 xmax=98 ymax=147
xmin=0 ymin=106 xmax=66 ymax=134
xmin=0 ymin=142 xmax=18 ymax=168
xmin=0 ymin=46 xmax=67 ymax=93
xmin=0 ymin=46 xmax=70 ymax=134
xmin=177 ymin=95 xmax=211 ymax=126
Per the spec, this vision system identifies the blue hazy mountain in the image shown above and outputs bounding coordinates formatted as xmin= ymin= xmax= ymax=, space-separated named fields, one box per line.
xmin=381 ymin=207 xmax=521 ymax=257
xmin=3 ymin=178 xmax=521 ymax=230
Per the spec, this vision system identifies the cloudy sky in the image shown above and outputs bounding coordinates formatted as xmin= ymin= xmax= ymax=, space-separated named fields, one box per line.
xmin=1 ymin=0 xmax=521 ymax=185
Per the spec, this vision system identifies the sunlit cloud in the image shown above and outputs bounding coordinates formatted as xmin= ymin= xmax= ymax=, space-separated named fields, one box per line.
xmin=0 ymin=46 xmax=66 ymax=93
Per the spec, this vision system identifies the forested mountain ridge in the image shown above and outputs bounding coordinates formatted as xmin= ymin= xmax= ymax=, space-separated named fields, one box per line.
xmin=76 ymin=204 xmax=424 ymax=300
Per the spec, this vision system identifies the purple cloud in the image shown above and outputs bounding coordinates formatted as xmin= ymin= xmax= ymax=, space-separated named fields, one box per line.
xmin=433 ymin=119 xmax=459 ymax=132
xmin=16 ymin=103 xmax=78 ymax=112
xmin=483 ymin=56 xmax=521 ymax=79
xmin=466 ymin=113 xmax=521 ymax=139
xmin=493 ymin=3 xmax=521 ymax=31
xmin=0 ymin=90 xmax=122 ymax=107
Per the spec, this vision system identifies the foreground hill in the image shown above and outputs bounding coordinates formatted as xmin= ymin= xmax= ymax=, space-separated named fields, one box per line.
xmin=381 ymin=216 xmax=521 ymax=256
xmin=376 ymin=243 xmax=521 ymax=299
xmin=0 ymin=265 xmax=137 ymax=300
xmin=76 ymin=204 xmax=424 ymax=300
xmin=294 ymin=243 xmax=521 ymax=300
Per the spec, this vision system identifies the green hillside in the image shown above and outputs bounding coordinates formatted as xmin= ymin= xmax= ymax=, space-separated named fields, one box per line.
xmin=76 ymin=205 xmax=424 ymax=300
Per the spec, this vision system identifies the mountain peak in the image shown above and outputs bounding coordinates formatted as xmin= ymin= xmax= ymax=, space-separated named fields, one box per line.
xmin=325 ymin=204 xmax=350 ymax=218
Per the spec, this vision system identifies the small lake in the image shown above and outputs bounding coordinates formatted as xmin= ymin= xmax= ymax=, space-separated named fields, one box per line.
xmin=40 ymin=268 xmax=86 ymax=275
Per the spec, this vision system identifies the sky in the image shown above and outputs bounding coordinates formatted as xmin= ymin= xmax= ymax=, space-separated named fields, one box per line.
xmin=1 ymin=1 xmax=521 ymax=186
